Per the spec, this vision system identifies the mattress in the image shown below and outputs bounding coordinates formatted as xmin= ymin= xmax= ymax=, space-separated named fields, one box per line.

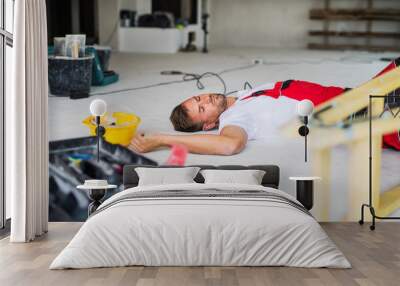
xmin=50 ymin=183 xmax=351 ymax=269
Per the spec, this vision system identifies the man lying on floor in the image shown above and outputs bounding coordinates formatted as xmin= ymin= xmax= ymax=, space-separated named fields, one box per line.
xmin=128 ymin=59 xmax=400 ymax=155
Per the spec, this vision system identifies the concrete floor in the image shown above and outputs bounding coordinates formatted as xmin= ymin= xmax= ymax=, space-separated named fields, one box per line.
xmin=48 ymin=48 xmax=400 ymax=220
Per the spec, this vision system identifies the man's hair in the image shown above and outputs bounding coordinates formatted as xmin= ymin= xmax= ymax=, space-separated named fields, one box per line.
xmin=170 ymin=104 xmax=202 ymax=132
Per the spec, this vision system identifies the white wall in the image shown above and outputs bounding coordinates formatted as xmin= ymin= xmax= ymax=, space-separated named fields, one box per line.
xmin=208 ymin=0 xmax=400 ymax=49
xmin=209 ymin=0 xmax=313 ymax=48
xmin=97 ymin=0 xmax=120 ymax=49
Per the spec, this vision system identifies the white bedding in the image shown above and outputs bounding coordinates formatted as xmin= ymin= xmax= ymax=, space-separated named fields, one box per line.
xmin=50 ymin=183 xmax=351 ymax=269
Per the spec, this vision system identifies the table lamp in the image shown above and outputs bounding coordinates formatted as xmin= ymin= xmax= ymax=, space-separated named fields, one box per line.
xmin=90 ymin=99 xmax=107 ymax=162
xmin=297 ymin=99 xmax=314 ymax=162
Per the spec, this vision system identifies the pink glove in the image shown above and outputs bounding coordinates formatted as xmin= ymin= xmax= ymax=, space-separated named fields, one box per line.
xmin=165 ymin=144 xmax=188 ymax=166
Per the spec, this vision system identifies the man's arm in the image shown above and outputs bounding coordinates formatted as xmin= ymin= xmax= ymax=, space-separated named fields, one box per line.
xmin=128 ymin=125 xmax=248 ymax=155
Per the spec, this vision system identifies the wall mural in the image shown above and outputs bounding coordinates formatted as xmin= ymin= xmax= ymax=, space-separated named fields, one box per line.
xmin=47 ymin=1 xmax=400 ymax=223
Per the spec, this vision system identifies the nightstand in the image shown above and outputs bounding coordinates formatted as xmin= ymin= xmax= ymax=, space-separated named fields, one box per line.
xmin=289 ymin=177 xmax=321 ymax=210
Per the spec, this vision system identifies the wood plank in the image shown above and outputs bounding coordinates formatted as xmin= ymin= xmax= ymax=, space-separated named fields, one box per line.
xmin=346 ymin=137 xmax=381 ymax=221
xmin=323 ymin=0 xmax=331 ymax=46
xmin=308 ymin=67 xmax=400 ymax=125
xmin=310 ymin=15 xmax=400 ymax=21
xmin=310 ymin=9 xmax=400 ymax=21
xmin=282 ymin=117 xmax=400 ymax=149
xmin=1 ymin=222 xmax=400 ymax=286
xmin=309 ymin=30 xmax=400 ymax=38
xmin=308 ymin=43 xmax=400 ymax=52
xmin=311 ymin=148 xmax=331 ymax=221
xmin=311 ymin=8 xmax=400 ymax=16
xmin=365 ymin=0 xmax=373 ymax=48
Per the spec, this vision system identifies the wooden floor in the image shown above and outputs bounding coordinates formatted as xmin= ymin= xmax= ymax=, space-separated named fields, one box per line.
xmin=0 ymin=223 xmax=399 ymax=286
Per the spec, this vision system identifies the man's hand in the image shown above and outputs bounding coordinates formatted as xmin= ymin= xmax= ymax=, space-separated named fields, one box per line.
xmin=128 ymin=133 xmax=162 ymax=153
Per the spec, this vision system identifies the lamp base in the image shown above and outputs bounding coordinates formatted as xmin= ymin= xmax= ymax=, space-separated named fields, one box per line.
xmin=87 ymin=188 xmax=106 ymax=216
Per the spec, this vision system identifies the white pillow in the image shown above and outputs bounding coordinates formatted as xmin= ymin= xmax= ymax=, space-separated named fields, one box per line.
xmin=200 ymin=169 xmax=266 ymax=185
xmin=135 ymin=167 xmax=200 ymax=186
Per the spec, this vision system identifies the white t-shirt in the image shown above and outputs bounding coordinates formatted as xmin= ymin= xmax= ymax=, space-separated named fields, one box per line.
xmin=218 ymin=83 xmax=298 ymax=140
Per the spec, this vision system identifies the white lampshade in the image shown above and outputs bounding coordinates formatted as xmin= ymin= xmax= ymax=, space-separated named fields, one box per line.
xmin=297 ymin=99 xmax=314 ymax=117
xmin=90 ymin=99 xmax=107 ymax=116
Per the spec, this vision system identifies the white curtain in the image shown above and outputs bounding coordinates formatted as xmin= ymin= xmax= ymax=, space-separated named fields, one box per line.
xmin=9 ymin=0 xmax=49 ymax=242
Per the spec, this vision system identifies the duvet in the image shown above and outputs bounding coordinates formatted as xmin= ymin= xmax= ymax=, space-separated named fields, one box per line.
xmin=50 ymin=183 xmax=351 ymax=269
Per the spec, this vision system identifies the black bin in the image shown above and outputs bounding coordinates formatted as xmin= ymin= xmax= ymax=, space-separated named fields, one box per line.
xmin=48 ymin=55 xmax=94 ymax=99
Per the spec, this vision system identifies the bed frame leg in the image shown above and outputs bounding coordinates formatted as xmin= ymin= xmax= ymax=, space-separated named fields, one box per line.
xmin=359 ymin=204 xmax=367 ymax=225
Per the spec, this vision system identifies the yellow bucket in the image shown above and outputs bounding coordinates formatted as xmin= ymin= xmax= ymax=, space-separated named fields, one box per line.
xmin=82 ymin=112 xmax=141 ymax=146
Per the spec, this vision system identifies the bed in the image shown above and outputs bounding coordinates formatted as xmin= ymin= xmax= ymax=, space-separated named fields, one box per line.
xmin=50 ymin=164 xmax=350 ymax=269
